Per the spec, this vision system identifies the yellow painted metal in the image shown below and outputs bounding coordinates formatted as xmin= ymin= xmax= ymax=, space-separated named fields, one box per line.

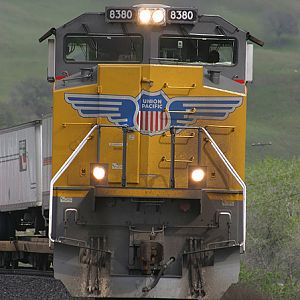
xmin=98 ymin=65 xmax=141 ymax=184
xmin=62 ymin=122 xmax=94 ymax=128
xmin=100 ymin=128 xmax=140 ymax=183
xmin=52 ymin=64 xmax=246 ymax=201
xmin=52 ymin=84 xmax=98 ymax=188
xmin=54 ymin=189 xmax=89 ymax=199
xmin=95 ymin=187 xmax=202 ymax=199
xmin=206 ymin=192 xmax=243 ymax=202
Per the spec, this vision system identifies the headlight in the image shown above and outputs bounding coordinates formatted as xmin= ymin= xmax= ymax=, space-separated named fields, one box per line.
xmin=138 ymin=8 xmax=166 ymax=25
xmin=93 ymin=166 xmax=106 ymax=180
xmin=90 ymin=164 xmax=108 ymax=186
xmin=138 ymin=9 xmax=152 ymax=24
xmin=152 ymin=9 xmax=165 ymax=24
xmin=188 ymin=166 xmax=207 ymax=188
xmin=191 ymin=169 xmax=205 ymax=182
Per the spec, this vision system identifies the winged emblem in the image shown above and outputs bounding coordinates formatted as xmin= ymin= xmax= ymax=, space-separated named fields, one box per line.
xmin=65 ymin=94 xmax=137 ymax=127
xmin=65 ymin=91 xmax=242 ymax=136
xmin=167 ymin=96 xmax=243 ymax=127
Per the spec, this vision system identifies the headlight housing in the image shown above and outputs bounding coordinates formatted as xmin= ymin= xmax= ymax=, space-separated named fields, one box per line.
xmin=138 ymin=8 xmax=166 ymax=25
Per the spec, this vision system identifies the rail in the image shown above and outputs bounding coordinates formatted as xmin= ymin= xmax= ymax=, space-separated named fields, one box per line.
xmin=49 ymin=124 xmax=246 ymax=252
xmin=202 ymin=127 xmax=246 ymax=252
xmin=169 ymin=126 xmax=246 ymax=252
xmin=49 ymin=124 xmax=128 ymax=244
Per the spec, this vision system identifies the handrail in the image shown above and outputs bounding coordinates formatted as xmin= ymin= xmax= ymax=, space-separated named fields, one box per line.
xmin=200 ymin=127 xmax=246 ymax=252
xmin=164 ymin=108 xmax=197 ymax=114
xmin=161 ymin=156 xmax=194 ymax=163
xmin=170 ymin=126 xmax=246 ymax=252
xmin=163 ymin=83 xmax=196 ymax=89
xmin=162 ymin=132 xmax=196 ymax=139
xmin=49 ymin=123 xmax=129 ymax=244
xmin=49 ymin=125 xmax=98 ymax=243
xmin=49 ymin=123 xmax=246 ymax=252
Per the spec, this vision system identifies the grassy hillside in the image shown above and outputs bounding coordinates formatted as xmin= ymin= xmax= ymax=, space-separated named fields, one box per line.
xmin=0 ymin=0 xmax=110 ymax=98
xmin=0 ymin=0 xmax=299 ymax=162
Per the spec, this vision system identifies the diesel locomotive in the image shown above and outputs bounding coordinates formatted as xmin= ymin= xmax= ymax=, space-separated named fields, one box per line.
xmin=38 ymin=4 xmax=262 ymax=299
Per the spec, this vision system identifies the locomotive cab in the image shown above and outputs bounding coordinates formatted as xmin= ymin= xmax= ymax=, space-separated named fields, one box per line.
xmin=40 ymin=4 xmax=262 ymax=299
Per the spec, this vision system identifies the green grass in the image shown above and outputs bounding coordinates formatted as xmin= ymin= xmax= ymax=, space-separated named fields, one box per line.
xmin=246 ymin=45 xmax=300 ymax=162
xmin=0 ymin=0 xmax=299 ymax=163
xmin=0 ymin=0 xmax=113 ymax=98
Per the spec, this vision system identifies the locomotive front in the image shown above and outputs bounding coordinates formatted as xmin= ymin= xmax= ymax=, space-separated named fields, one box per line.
xmin=40 ymin=4 xmax=261 ymax=299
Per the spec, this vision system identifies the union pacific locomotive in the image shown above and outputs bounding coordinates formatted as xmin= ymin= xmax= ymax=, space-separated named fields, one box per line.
xmin=38 ymin=4 xmax=262 ymax=299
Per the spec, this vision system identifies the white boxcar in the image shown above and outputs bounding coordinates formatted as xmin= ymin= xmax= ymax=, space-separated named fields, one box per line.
xmin=0 ymin=121 xmax=42 ymax=211
xmin=0 ymin=116 xmax=52 ymax=213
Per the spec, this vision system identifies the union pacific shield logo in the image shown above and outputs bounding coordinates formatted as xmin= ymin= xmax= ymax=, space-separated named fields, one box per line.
xmin=136 ymin=90 xmax=169 ymax=135
xmin=65 ymin=90 xmax=243 ymax=136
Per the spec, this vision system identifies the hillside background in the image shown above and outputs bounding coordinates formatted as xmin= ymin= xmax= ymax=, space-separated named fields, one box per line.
xmin=0 ymin=0 xmax=299 ymax=162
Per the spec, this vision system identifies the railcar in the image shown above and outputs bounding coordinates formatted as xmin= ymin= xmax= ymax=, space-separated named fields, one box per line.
xmin=0 ymin=117 xmax=53 ymax=269
xmin=40 ymin=4 xmax=263 ymax=299
xmin=0 ymin=118 xmax=53 ymax=234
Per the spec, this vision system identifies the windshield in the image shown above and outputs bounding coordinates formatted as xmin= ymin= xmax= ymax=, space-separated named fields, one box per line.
xmin=65 ymin=35 xmax=143 ymax=63
xmin=159 ymin=36 xmax=236 ymax=65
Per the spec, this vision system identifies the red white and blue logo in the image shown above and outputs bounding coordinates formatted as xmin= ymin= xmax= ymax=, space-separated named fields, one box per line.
xmin=65 ymin=90 xmax=242 ymax=136
xmin=136 ymin=90 xmax=169 ymax=135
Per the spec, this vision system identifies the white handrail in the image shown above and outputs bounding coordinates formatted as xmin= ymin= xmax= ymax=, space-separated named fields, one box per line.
xmin=49 ymin=125 xmax=98 ymax=243
xmin=201 ymin=128 xmax=246 ymax=252
xmin=48 ymin=124 xmax=246 ymax=253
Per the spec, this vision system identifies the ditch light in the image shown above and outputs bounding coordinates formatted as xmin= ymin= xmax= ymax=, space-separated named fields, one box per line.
xmin=189 ymin=166 xmax=207 ymax=189
xmin=90 ymin=163 xmax=108 ymax=186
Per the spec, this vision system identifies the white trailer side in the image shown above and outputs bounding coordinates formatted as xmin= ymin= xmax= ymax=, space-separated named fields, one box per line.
xmin=0 ymin=121 xmax=42 ymax=211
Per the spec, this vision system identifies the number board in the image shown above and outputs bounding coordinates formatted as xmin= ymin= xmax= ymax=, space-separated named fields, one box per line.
xmin=167 ymin=8 xmax=198 ymax=24
xmin=106 ymin=7 xmax=136 ymax=23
